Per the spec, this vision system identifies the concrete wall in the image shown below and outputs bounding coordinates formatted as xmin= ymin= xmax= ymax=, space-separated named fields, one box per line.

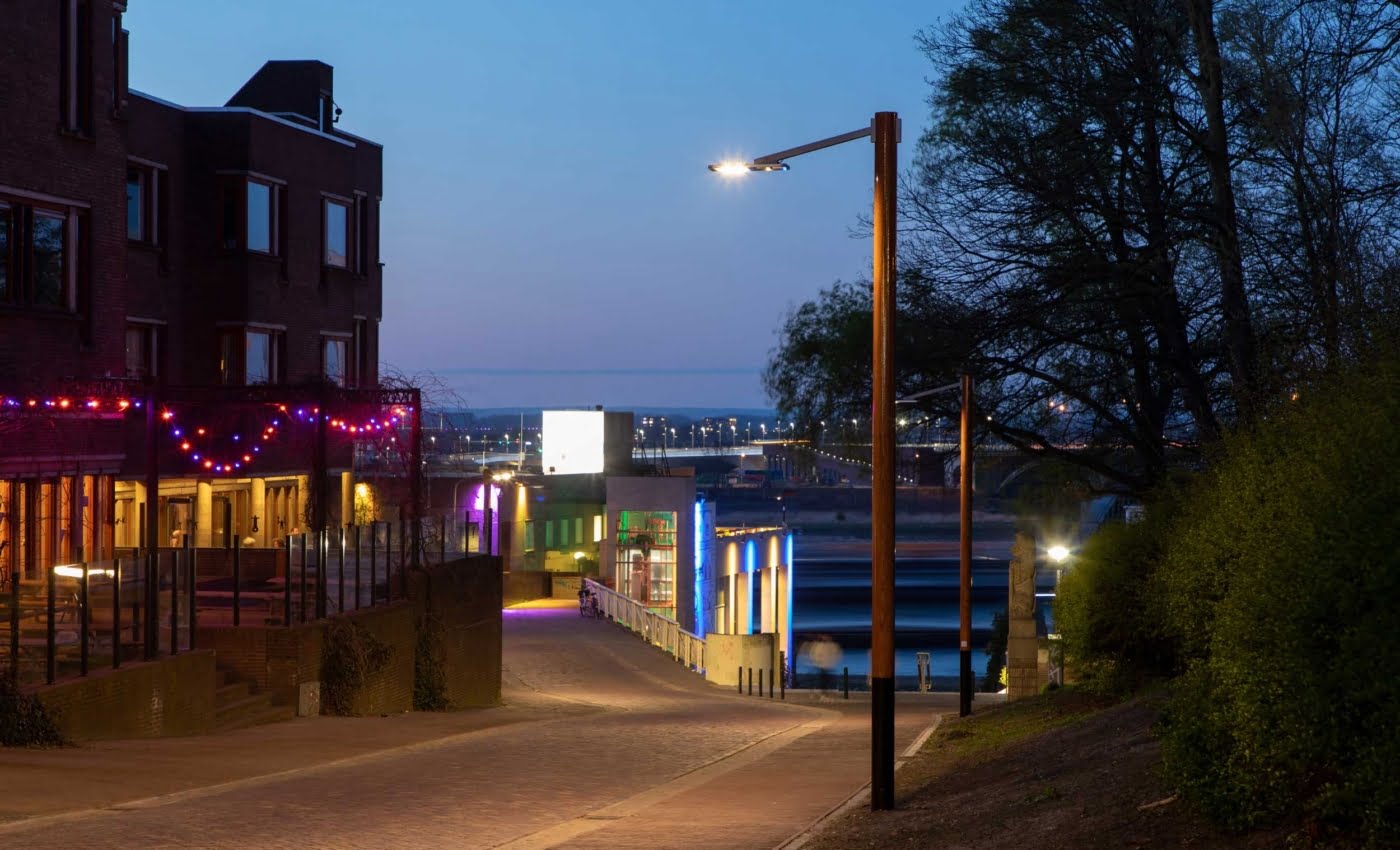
xmin=35 ymin=651 xmax=217 ymax=741
xmin=410 ymin=556 xmax=502 ymax=707
xmin=704 ymin=633 xmax=775 ymax=687
xmin=1006 ymin=531 xmax=1040 ymax=700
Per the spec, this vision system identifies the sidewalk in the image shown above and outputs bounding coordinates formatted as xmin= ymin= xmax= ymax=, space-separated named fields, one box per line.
xmin=0 ymin=603 xmax=994 ymax=849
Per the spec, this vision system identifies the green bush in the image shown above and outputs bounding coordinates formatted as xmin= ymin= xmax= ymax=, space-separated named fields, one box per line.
xmin=1053 ymin=507 xmax=1178 ymax=695
xmin=413 ymin=614 xmax=449 ymax=711
xmin=1155 ymin=357 xmax=1400 ymax=844
xmin=321 ymin=616 xmax=394 ymax=715
xmin=0 ymin=677 xmax=66 ymax=747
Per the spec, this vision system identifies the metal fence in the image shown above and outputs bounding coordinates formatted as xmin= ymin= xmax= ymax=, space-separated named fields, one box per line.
xmin=3 ymin=515 xmax=463 ymax=687
xmin=584 ymin=578 xmax=706 ymax=674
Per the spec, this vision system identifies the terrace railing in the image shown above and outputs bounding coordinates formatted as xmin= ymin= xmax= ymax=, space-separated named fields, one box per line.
xmin=583 ymin=578 xmax=705 ymax=675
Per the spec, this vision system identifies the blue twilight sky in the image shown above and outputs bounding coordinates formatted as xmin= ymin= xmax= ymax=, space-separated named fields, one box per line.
xmin=125 ymin=0 xmax=964 ymax=409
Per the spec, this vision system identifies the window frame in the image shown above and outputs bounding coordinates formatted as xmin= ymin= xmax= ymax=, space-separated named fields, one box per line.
xmin=323 ymin=197 xmax=350 ymax=269
xmin=321 ymin=334 xmax=349 ymax=387
xmin=246 ymin=180 xmax=276 ymax=255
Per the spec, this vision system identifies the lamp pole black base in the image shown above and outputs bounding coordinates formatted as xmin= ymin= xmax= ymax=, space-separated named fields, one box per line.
xmin=959 ymin=649 xmax=973 ymax=717
xmin=871 ymin=675 xmax=895 ymax=810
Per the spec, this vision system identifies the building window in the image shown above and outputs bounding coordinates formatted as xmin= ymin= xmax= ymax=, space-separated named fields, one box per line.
xmin=220 ymin=328 xmax=283 ymax=385
xmin=32 ymin=211 xmax=66 ymax=308
xmin=322 ymin=336 xmax=347 ymax=387
xmin=0 ymin=201 xmax=81 ymax=311
xmin=60 ymin=0 xmax=93 ymax=135
xmin=247 ymin=182 xmax=274 ymax=253
xmin=593 ymin=515 xmax=603 ymax=543
xmin=124 ymin=323 xmax=161 ymax=380
xmin=126 ymin=164 xmax=164 ymax=244
xmin=325 ymin=199 xmax=348 ymax=268
xmin=126 ymin=170 xmax=142 ymax=239
xmin=524 ymin=521 xmax=535 ymax=553
xmin=0 ymin=203 xmax=9 ymax=302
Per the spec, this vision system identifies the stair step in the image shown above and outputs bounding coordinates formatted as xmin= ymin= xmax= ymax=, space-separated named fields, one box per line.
xmin=215 ymin=702 xmax=295 ymax=733
xmin=214 ymin=680 xmax=251 ymax=706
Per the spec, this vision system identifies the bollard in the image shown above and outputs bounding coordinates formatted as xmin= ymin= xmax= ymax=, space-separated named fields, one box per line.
xmin=759 ymin=668 xmax=764 ymax=698
xmin=843 ymin=667 xmax=849 ymax=700
xmin=233 ymin=537 xmax=242 ymax=627
xmin=779 ymin=651 xmax=786 ymax=700
xmin=748 ymin=667 xmax=753 ymax=696
xmin=738 ymin=667 xmax=743 ymax=694
xmin=769 ymin=669 xmax=775 ymax=699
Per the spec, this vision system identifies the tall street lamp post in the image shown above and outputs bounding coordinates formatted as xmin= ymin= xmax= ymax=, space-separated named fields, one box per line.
xmin=897 ymin=374 xmax=975 ymax=717
xmin=710 ymin=111 xmax=900 ymax=810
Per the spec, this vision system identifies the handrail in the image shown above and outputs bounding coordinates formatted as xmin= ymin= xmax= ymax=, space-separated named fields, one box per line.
xmin=584 ymin=578 xmax=705 ymax=674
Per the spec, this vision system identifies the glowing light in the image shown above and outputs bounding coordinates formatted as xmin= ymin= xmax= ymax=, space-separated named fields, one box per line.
xmin=711 ymin=161 xmax=751 ymax=176
xmin=1047 ymin=545 xmax=1070 ymax=563
xmin=180 ymin=441 xmax=191 ymax=451
xmin=161 ymin=411 xmax=173 ymax=421
xmin=53 ymin=564 xmax=114 ymax=578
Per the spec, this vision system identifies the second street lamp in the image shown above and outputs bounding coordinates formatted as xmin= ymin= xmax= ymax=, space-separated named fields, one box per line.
xmin=710 ymin=111 xmax=900 ymax=811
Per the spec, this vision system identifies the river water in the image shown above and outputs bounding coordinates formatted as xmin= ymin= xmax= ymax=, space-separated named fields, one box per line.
xmin=789 ymin=533 xmax=1017 ymax=690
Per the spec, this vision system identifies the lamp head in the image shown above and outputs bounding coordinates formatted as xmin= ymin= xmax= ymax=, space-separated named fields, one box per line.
xmin=1047 ymin=545 xmax=1071 ymax=563
xmin=708 ymin=160 xmax=790 ymax=176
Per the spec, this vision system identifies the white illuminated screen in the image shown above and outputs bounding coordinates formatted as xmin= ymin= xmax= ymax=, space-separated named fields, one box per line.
xmin=542 ymin=410 xmax=605 ymax=475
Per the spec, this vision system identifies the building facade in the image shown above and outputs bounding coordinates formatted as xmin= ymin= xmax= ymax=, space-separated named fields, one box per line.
xmin=1 ymin=3 xmax=384 ymax=589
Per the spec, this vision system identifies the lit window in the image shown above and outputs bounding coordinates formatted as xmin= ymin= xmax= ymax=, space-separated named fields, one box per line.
xmin=125 ymin=324 xmax=160 ymax=379
xmin=325 ymin=200 xmax=348 ymax=268
xmin=247 ymin=182 xmax=272 ymax=253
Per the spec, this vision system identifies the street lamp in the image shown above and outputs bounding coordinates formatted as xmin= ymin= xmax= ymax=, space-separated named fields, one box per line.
xmin=710 ymin=111 xmax=900 ymax=811
xmin=897 ymin=374 xmax=975 ymax=717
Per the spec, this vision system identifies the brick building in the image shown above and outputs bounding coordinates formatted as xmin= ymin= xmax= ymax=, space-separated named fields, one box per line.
xmin=1 ymin=2 xmax=385 ymax=586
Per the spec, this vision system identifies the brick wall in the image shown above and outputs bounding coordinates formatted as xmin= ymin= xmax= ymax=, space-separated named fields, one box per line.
xmin=412 ymin=556 xmax=503 ymax=707
xmin=194 ymin=556 xmax=501 ymax=717
xmin=503 ymin=570 xmax=551 ymax=605
xmin=34 ymin=650 xmax=216 ymax=741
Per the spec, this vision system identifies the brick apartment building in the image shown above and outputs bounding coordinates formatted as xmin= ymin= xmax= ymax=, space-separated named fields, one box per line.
xmin=1 ymin=1 xmax=384 ymax=587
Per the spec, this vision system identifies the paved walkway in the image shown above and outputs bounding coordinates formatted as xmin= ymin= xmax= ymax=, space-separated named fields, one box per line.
xmin=0 ymin=601 xmax=984 ymax=849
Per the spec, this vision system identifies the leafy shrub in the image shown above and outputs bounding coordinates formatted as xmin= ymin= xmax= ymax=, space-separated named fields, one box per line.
xmin=1155 ymin=357 xmax=1400 ymax=844
xmin=0 ymin=677 xmax=67 ymax=747
xmin=321 ymin=616 xmax=394 ymax=715
xmin=982 ymin=608 xmax=1007 ymax=691
xmin=1053 ymin=507 xmax=1178 ymax=695
xmin=413 ymin=614 xmax=449 ymax=711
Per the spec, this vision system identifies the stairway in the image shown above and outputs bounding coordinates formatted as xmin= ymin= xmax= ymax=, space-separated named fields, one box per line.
xmin=212 ymin=667 xmax=295 ymax=733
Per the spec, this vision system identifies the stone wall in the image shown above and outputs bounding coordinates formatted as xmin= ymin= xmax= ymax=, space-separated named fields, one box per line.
xmin=1006 ymin=531 xmax=1040 ymax=700
xmin=704 ymin=633 xmax=776 ymax=688
xmin=411 ymin=556 xmax=502 ymax=707
xmin=35 ymin=651 xmax=217 ymax=741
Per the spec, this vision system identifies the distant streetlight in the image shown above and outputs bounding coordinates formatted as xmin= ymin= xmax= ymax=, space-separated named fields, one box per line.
xmin=710 ymin=111 xmax=900 ymax=811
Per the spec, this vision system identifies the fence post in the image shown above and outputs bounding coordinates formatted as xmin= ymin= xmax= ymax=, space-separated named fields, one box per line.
xmin=352 ymin=524 xmax=361 ymax=610
xmin=187 ymin=546 xmax=198 ymax=649
xmin=439 ymin=515 xmax=446 ymax=565
xmin=112 ymin=558 xmax=122 ymax=669
xmin=369 ymin=522 xmax=378 ymax=607
xmin=338 ymin=525 xmax=345 ymax=614
xmin=232 ymin=536 xmax=241 ymax=627
xmin=9 ymin=566 xmax=19 ymax=683
xmin=316 ymin=529 xmax=327 ymax=620
xmin=385 ymin=521 xmax=394 ymax=602
xmin=46 ymin=563 xmax=56 ymax=684
xmin=283 ymin=535 xmax=293 ymax=626
xmin=79 ymin=562 xmax=90 ymax=676
xmin=169 ymin=549 xmax=179 ymax=656
xmin=299 ymin=532 xmax=308 ymax=624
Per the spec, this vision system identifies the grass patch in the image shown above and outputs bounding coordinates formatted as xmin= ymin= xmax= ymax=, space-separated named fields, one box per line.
xmin=896 ymin=688 xmax=1113 ymax=799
